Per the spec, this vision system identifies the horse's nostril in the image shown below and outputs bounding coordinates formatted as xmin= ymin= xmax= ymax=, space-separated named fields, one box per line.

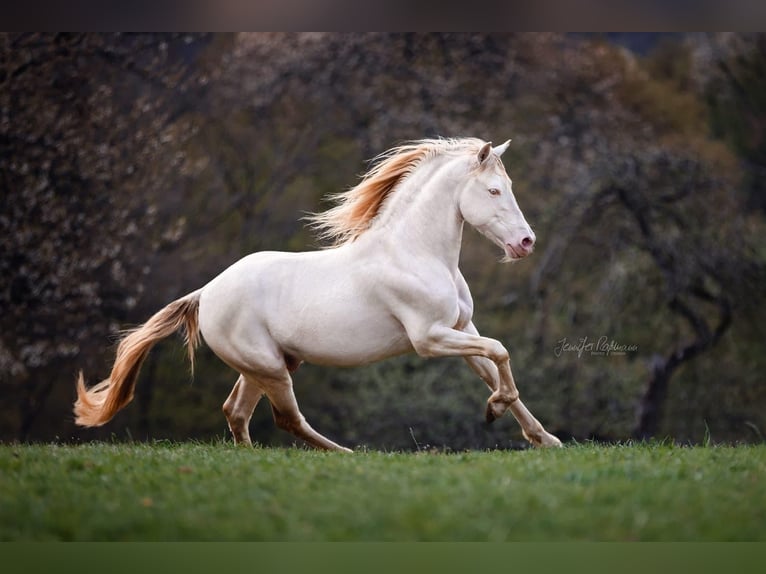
xmin=521 ymin=236 xmax=534 ymax=249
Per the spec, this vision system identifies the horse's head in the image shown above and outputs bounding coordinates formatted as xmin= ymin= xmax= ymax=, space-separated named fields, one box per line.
xmin=458 ymin=140 xmax=535 ymax=262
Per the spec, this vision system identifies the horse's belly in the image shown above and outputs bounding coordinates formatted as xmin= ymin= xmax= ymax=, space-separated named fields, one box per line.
xmin=279 ymin=306 xmax=413 ymax=367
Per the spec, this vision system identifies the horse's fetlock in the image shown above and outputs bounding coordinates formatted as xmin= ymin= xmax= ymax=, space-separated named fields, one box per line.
xmin=490 ymin=390 xmax=517 ymax=405
xmin=223 ymin=401 xmax=248 ymax=429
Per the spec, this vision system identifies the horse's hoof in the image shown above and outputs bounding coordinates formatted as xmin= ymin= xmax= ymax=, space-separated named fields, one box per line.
xmin=485 ymin=405 xmax=497 ymax=424
xmin=541 ymin=435 xmax=563 ymax=448
xmin=485 ymin=398 xmax=508 ymax=423
xmin=525 ymin=431 xmax=563 ymax=448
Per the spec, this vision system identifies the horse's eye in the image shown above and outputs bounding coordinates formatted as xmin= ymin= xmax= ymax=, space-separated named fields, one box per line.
xmin=488 ymin=188 xmax=501 ymax=196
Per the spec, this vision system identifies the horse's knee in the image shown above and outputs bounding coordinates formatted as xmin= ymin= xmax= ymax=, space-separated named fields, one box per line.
xmin=488 ymin=341 xmax=510 ymax=364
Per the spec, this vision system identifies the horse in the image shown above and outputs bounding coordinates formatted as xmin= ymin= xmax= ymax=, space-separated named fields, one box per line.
xmin=74 ymin=137 xmax=562 ymax=451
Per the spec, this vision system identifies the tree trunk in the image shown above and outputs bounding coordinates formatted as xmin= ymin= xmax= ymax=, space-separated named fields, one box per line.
xmin=634 ymin=356 xmax=673 ymax=440
xmin=632 ymin=295 xmax=732 ymax=440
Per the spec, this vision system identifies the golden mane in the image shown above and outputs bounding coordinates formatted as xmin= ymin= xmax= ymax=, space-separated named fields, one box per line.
xmin=307 ymin=137 xmax=489 ymax=246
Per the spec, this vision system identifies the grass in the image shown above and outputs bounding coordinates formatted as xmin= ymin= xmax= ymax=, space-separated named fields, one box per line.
xmin=1 ymin=441 xmax=764 ymax=541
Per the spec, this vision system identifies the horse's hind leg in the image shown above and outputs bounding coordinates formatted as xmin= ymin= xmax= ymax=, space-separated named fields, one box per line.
xmin=222 ymin=374 xmax=264 ymax=445
xmin=256 ymin=373 xmax=352 ymax=453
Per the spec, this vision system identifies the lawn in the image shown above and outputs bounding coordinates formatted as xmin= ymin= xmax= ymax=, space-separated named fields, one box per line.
xmin=1 ymin=442 xmax=764 ymax=541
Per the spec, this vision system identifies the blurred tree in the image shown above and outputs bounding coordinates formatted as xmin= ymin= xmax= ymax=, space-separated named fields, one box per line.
xmin=0 ymin=33 xmax=217 ymax=439
xmin=704 ymin=34 xmax=766 ymax=212
xmin=2 ymin=33 xmax=763 ymax=446
xmin=524 ymin=36 xmax=762 ymax=440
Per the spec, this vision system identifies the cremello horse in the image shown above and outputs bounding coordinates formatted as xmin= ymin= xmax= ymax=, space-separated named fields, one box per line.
xmin=75 ymin=137 xmax=562 ymax=451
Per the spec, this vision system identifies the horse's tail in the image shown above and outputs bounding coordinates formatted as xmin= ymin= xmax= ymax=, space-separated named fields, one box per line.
xmin=74 ymin=290 xmax=202 ymax=427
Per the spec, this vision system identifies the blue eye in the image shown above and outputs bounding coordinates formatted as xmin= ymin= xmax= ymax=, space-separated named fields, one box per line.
xmin=488 ymin=188 xmax=501 ymax=196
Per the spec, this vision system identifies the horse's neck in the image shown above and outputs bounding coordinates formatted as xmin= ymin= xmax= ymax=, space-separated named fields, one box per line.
xmin=370 ymin=155 xmax=465 ymax=270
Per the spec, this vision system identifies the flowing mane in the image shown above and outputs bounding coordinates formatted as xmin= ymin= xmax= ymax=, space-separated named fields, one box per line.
xmin=307 ymin=137 xmax=489 ymax=246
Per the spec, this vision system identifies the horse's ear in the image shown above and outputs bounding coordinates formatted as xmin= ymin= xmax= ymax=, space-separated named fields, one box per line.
xmin=492 ymin=139 xmax=511 ymax=157
xmin=477 ymin=142 xmax=492 ymax=165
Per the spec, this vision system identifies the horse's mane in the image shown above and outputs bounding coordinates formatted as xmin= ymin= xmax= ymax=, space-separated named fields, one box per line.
xmin=307 ymin=137 xmax=490 ymax=246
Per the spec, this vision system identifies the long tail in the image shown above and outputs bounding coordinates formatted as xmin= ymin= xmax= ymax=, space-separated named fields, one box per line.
xmin=74 ymin=290 xmax=202 ymax=427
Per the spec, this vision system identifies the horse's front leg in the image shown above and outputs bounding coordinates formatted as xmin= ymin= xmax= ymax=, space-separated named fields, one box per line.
xmin=414 ymin=323 xmax=561 ymax=448
xmin=468 ymin=358 xmax=561 ymax=447
xmin=459 ymin=322 xmax=520 ymax=419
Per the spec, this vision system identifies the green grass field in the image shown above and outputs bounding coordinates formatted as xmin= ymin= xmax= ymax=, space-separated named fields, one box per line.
xmin=1 ymin=442 xmax=764 ymax=541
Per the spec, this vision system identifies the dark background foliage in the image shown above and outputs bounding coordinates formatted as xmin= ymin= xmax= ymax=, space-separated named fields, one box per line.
xmin=2 ymin=33 xmax=764 ymax=448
